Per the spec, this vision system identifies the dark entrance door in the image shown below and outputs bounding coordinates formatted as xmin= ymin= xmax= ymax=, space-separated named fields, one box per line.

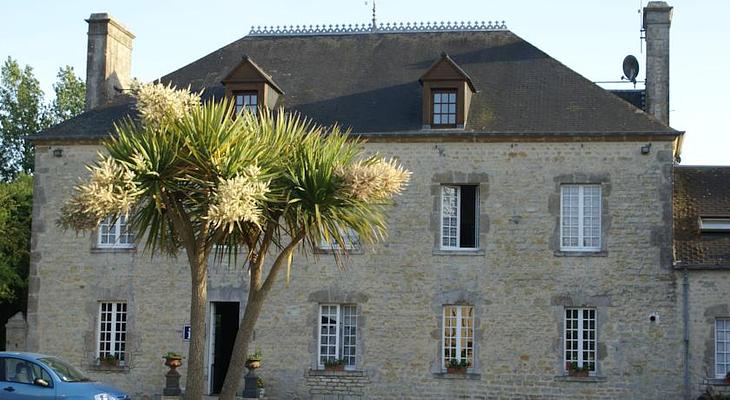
xmin=211 ymin=302 xmax=239 ymax=394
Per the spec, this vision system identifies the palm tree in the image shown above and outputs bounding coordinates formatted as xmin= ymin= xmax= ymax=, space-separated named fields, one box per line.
xmin=58 ymin=83 xmax=409 ymax=399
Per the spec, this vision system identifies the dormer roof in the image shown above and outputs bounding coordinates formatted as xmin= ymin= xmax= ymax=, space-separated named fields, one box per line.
xmin=221 ymin=55 xmax=284 ymax=95
xmin=419 ymin=53 xmax=476 ymax=93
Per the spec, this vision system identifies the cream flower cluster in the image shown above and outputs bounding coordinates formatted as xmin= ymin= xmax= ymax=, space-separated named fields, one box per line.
xmin=131 ymin=81 xmax=200 ymax=129
xmin=338 ymin=158 xmax=411 ymax=202
xmin=207 ymin=166 xmax=270 ymax=231
xmin=58 ymin=157 xmax=140 ymax=231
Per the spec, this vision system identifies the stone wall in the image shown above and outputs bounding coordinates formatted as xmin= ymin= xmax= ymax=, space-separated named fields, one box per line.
xmin=4 ymin=312 xmax=27 ymax=351
xmin=685 ymin=270 xmax=730 ymax=398
xmin=29 ymin=139 xmax=684 ymax=399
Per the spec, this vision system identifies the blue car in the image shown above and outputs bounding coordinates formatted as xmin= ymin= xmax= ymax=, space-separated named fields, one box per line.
xmin=0 ymin=352 xmax=130 ymax=399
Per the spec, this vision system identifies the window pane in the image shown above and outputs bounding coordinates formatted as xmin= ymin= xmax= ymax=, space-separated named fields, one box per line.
xmin=441 ymin=186 xmax=459 ymax=248
xmin=341 ymin=305 xmax=357 ymax=366
xmin=717 ymin=319 xmax=730 ymax=377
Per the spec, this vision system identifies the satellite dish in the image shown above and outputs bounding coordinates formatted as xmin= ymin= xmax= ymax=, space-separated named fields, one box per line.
xmin=622 ymin=55 xmax=639 ymax=84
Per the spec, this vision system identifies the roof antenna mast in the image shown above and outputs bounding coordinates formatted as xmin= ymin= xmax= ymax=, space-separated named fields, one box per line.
xmin=365 ymin=0 xmax=377 ymax=31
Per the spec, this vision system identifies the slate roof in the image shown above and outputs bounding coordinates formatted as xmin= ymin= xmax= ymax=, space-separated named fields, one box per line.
xmin=674 ymin=166 xmax=730 ymax=269
xmin=31 ymin=30 xmax=678 ymax=141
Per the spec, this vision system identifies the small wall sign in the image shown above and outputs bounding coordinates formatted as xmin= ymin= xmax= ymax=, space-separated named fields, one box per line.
xmin=183 ymin=324 xmax=191 ymax=341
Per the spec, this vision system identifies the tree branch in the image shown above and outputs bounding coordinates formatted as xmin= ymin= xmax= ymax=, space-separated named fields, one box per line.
xmin=259 ymin=229 xmax=305 ymax=295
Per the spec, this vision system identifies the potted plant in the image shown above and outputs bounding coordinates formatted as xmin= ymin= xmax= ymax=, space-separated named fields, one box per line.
xmin=162 ymin=352 xmax=184 ymax=369
xmin=566 ymin=362 xmax=591 ymax=378
xmin=99 ymin=353 xmax=119 ymax=367
xmin=246 ymin=350 xmax=263 ymax=370
xmin=446 ymin=359 xmax=470 ymax=374
xmin=323 ymin=358 xmax=346 ymax=371
xmin=256 ymin=377 xmax=265 ymax=398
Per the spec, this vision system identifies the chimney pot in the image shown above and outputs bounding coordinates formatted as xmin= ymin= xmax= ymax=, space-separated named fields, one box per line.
xmin=85 ymin=13 xmax=134 ymax=110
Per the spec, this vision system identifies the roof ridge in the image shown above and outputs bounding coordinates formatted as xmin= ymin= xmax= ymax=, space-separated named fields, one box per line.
xmin=248 ymin=20 xmax=507 ymax=37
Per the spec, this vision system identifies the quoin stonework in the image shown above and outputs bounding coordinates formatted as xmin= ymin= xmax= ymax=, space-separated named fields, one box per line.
xmin=13 ymin=1 xmax=730 ymax=399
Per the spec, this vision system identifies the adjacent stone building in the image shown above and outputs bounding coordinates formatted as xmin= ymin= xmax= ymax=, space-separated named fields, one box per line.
xmin=20 ymin=2 xmax=729 ymax=399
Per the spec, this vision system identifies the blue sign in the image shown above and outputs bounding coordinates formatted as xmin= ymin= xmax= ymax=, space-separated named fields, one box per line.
xmin=183 ymin=325 xmax=191 ymax=341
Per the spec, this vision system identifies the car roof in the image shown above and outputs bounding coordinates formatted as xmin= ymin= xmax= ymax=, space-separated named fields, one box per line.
xmin=0 ymin=351 xmax=54 ymax=360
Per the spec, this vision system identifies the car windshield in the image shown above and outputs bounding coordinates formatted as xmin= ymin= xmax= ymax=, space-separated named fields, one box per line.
xmin=38 ymin=357 xmax=92 ymax=382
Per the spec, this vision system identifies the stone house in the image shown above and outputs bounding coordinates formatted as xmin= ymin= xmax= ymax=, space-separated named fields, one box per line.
xmin=15 ymin=1 xmax=729 ymax=399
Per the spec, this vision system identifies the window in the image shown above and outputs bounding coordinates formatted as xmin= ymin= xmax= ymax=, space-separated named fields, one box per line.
xmin=97 ymin=302 xmax=127 ymax=364
xmin=441 ymin=185 xmax=478 ymax=249
xmin=716 ymin=319 xmax=730 ymax=378
xmin=564 ymin=308 xmax=596 ymax=374
xmin=701 ymin=218 xmax=730 ymax=232
xmin=443 ymin=305 xmax=474 ymax=369
xmin=432 ymin=90 xmax=457 ymax=127
xmin=235 ymin=91 xmax=258 ymax=115
xmin=318 ymin=228 xmax=361 ymax=252
xmin=98 ymin=215 xmax=134 ymax=248
xmin=1 ymin=357 xmax=53 ymax=386
xmin=318 ymin=304 xmax=357 ymax=369
xmin=560 ymin=185 xmax=601 ymax=251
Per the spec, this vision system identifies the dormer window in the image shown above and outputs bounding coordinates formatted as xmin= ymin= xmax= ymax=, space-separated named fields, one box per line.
xmin=222 ymin=55 xmax=284 ymax=114
xmin=419 ymin=53 xmax=476 ymax=129
xmin=234 ymin=91 xmax=258 ymax=115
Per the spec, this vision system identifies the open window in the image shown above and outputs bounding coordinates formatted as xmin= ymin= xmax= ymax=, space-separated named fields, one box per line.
xmin=419 ymin=53 xmax=476 ymax=129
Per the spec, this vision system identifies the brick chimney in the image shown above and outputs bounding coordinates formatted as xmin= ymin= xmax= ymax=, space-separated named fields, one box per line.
xmin=85 ymin=13 xmax=134 ymax=110
xmin=643 ymin=1 xmax=672 ymax=126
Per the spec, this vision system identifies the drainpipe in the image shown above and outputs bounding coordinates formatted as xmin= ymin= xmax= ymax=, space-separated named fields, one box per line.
xmin=682 ymin=266 xmax=690 ymax=399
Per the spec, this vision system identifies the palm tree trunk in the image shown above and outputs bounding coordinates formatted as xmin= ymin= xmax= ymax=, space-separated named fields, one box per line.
xmin=218 ymin=289 xmax=266 ymax=399
xmin=184 ymin=253 xmax=208 ymax=400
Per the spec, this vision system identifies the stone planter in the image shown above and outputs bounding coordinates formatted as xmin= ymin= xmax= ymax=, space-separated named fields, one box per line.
xmin=164 ymin=357 xmax=183 ymax=370
xmin=246 ymin=359 xmax=261 ymax=370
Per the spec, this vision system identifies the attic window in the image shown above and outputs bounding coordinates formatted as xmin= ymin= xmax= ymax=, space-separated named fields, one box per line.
xmin=419 ymin=53 xmax=476 ymax=130
xmin=700 ymin=217 xmax=730 ymax=232
xmin=221 ymin=55 xmax=283 ymax=114
xmin=235 ymin=91 xmax=258 ymax=115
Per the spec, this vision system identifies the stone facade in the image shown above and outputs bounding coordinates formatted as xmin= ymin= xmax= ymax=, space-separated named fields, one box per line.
xmin=28 ymin=138 xmax=691 ymax=399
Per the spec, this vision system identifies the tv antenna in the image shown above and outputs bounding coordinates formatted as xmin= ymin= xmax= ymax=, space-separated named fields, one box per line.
xmin=365 ymin=0 xmax=376 ymax=30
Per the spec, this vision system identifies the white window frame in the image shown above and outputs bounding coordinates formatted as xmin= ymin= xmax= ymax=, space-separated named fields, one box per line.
xmin=96 ymin=302 xmax=128 ymax=365
xmin=716 ymin=319 xmax=730 ymax=378
xmin=442 ymin=305 xmax=474 ymax=370
xmin=318 ymin=304 xmax=357 ymax=370
xmin=564 ymin=308 xmax=596 ymax=375
xmin=560 ymin=184 xmax=602 ymax=252
xmin=97 ymin=215 xmax=135 ymax=249
xmin=440 ymin=185 xmax=479 ymax=250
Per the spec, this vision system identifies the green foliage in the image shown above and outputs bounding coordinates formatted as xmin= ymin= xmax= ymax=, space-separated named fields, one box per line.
xmin=323 ymin=358 xmax=345 ymax=367
xmin=0 ymin=58 xmax=49 ymax=179
xmin=0 ymin=174 xmax=32 ymax=303
xmin=448 ymin=358 xmax=470 ymax=368
xmin=162 ymin=352 xmax=183 ymax=359
xmin=51 ymin=66 xmax=85 ymax=123
xmin=246 ymin=350 xmax=262 ymax=362
xmin=0 ymin=58 xmax=85 ymax=180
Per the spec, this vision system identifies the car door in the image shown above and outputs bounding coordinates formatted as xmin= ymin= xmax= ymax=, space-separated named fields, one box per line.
xmin=0 ymin=356 xmax=56 ymax=399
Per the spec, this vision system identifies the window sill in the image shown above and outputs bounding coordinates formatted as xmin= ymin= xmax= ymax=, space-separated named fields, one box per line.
xmin=704 ymin=378 xmax=730 ymax=386
xmin=432 ymin=372 xmax=481 ymax=380
xmin=554 ymin=250 xmax=607 ymax=257
xmin=308 ymin=369 xmax=365 ymax=377
xmin=91 ymin=247 xmax=136 ymax=254
xmin=88 ymin=364 xmax=130 ymax=372
xmin=554 ymin=375 xmax=606 ymax=383
xmin=432 ymin=249 xmax=485 ymax=256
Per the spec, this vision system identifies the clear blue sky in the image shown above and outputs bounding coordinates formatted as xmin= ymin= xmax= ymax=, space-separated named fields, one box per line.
xmin=1 ymin=0 xmax=727 ymax=165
